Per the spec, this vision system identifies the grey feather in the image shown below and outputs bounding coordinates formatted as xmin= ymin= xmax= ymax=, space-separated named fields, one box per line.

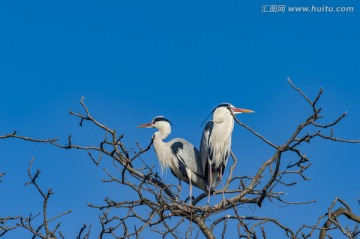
xmin=170 ymin=138 xmax=206 ymax=191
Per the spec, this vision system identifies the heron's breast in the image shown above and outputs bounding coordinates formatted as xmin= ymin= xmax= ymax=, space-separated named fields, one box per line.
xmin=209 ymin=127 xmax=232 ymax=168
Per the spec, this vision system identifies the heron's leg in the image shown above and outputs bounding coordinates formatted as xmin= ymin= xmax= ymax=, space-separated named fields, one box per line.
xmin=207 ymin=161 xmax=212 ymax=205
xmin=189 ymin=178 xmax=193 ymax=203
xmin=220 ymin=165 xmax=225 ymax=205
xmin=186 ymin=170 xmax=193 ymax=203
xmin=178 ymin=179 xmax=181 ymax=196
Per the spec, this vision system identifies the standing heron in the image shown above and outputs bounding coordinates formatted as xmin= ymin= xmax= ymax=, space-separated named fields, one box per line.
xmin=200 ymin=103 xmax=254 ymax=203
xmin=138 ymin=116 xmax=207 ymax=201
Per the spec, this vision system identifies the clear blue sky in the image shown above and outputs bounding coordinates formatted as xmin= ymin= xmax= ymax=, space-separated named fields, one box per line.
xmin=1 ymin=0 xmax=359 ymax=237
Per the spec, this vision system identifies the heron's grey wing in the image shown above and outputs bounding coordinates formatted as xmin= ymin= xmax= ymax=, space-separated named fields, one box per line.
xmin=170 ymin=139 xmax=203 ymax=179
xmin=200 ymin=121 xmax=214 ymax=179
xmin=170 ymin=139 xmax=207 ymax=192
xmin=169 ymin=141 xmax=187 ymax=180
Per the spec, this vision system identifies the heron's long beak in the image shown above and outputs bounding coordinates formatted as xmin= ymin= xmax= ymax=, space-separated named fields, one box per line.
xmin=231 ymin=107 xmax=255 ymax=114
xmin=137 ymin=122 xmax=153 ymax=128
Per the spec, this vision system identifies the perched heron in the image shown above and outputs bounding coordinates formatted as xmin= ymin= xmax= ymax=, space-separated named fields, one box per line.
xmin=138 ymin=116 xmax=207 ymax=201
xmin=200 ymin=103 xmax=254 ymax=203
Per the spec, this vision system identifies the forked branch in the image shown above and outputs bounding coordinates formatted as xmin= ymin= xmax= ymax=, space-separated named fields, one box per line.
xmin=1 ymin=80 xmax=359 ymax=239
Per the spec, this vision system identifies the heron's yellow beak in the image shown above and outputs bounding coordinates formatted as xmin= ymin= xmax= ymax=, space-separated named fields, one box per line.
xmin=137 ymin=122 xmax=153 ymax=128
xmin=231 ymin=107 xmax=254 ymax=114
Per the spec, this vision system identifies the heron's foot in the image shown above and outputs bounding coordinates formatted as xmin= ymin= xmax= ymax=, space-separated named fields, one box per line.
xmin=207 ymin=194 xmax=211 ymax=206
xmin=206 ymin=186 xmax=216 ymax=195
xmin=184 ymin=196 xmax=195 ymax=204
xmin=221 ymin=197 xmax=229 ymax=207
xmin=222 ymin=191 xmax=226 ymax=204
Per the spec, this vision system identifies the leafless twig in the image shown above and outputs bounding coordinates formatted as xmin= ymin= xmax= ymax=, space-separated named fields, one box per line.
xmin=1 ymin=80 xmax=359 ymax=238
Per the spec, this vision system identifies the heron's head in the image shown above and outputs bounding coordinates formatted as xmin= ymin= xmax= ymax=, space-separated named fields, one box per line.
xmin=213 ymin=103 xmax=254 ymax=123
xmin=137 ymin=116 xmax=173 ymax=131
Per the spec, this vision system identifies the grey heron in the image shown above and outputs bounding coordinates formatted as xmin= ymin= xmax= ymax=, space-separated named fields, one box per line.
xmin=200 ymin=103 xmax=254 ymax=203
xmin=138 ymin=116 xmax=207 ymax=201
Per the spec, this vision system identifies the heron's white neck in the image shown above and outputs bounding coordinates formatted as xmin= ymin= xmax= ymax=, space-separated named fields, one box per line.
xmin=212 ymin=107 xmax=234 ymax=124
xmin=213 ymin=109 xmax=233 ymax=124
xmin=213 ymin=115 xmax=234 ymax=136
xmin=153 ymin=123 xmax=171 ymax=140
xmin=152 ymin=123 xmax=172 ymax=172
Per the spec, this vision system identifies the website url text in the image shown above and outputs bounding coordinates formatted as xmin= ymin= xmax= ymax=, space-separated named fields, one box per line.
xmin=261 ymin=5 xmax=355 ymax=13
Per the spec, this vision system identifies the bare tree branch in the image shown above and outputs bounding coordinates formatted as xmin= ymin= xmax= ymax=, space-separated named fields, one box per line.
xmin=319 ymin=198 xmax=360 ymax=239
xmin=1 ymin=80 xmax=359 ymax=238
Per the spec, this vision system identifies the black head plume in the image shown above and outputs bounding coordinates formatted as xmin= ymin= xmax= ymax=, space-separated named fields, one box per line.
xmin=152 ymin=116 xmax=175 ymax=127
